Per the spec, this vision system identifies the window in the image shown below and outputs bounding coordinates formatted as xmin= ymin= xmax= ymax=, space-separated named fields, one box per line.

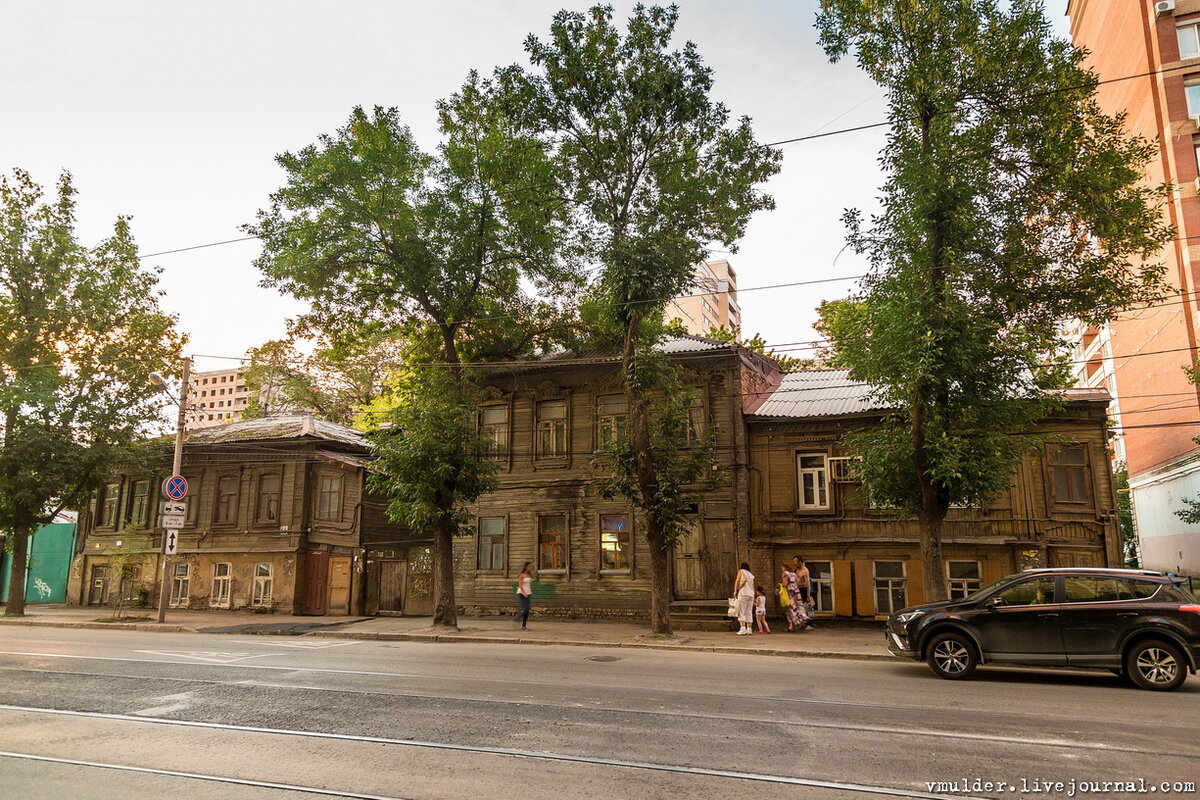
xmin=1187 ymin=81 xmax=1200 ymax=116
xmin=536 ymin=400 xmax=568 ymax=458
xmin=1049 ymin=445 xmax=1089 ymax=504
xmin=797 ymin=453 xmax=829 ymax=510
xmin=316 ymin=475 xmax=343 ymax=521
xmin=252 ymin=562 xmax=273 ymax=606
xmin=127 ymin=480 xmax=150 ymax=527
xmin=1063 ymin=577 xmax=1134 ymax=603
xmin=685 ymin=397 xmax=705 ymax=446
xmin=210 ymin=563 xmax=231 ymax=607
xmin=477 ymin=517 xmax=505 ymax=570
xmin=480 ymin=405 xmax=509 ymax=459
xmin=169 ymin=563 xmax=190 ymax=607
xmin=873 ymin=561 xmax=907 ymax=614
xmin=215 ymin=475 xmax=239 ymax=524
xmin=1179 ymin=22 xmax=1200 ymax=59
xmin=995 ymin=577 xmax=1056 ymax=606
xmin=538 ymin=514 xmax=567 ymax=571
xmin=257 ymin=473 xmax=281 ymax=523
xmin=1194 ymin=139 xmax=1200 ymax=175
xmin=947 ymin=561 xmax=981 ymax=600
xmin=101 ymin=482 xmax=120 ymax=527
xmin=808 ymin=560 xmax=834 ymax=614
xmin=596 ymin=395 xmax=627 ymax=449
xmin=599 ymin=514 xmax=631 ymax=571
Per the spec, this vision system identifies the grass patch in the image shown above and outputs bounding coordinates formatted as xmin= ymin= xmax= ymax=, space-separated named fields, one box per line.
xmin=93 ymin=614 xmax=152 ymax=623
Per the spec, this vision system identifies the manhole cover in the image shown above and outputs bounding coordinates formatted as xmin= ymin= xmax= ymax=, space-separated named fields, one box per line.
xmin=585 ymin=655 xmax=621 ymax=662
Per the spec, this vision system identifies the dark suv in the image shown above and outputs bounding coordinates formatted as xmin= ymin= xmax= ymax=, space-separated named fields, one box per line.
xmin=887 ymin=568 xmax=1200 ymax=691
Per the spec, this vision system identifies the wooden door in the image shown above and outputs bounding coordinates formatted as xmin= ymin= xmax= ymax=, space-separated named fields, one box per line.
xmin=404 ymin=546 xmax=433 ymax=616
xmin=377 ymin=560 xmax=407 ymax=613
xmin=89 ymin=565 xmax=110 ymax=606
xmin=673 ymin=519 xmax=703 ymax=599
xmin=300 ymin=550 xmax=329 ymax=615
xmin=327 ymin=557 xmax=351 ymax=615
xmin=702 ymin=520 xmax=736 ymax=599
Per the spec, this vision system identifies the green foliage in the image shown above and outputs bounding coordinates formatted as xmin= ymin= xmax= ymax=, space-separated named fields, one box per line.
xmin=814 ymin=2 xmax=1172 ymax=593
xmin=500 ymin=4 xmax=779 ymax=632
xmin=1113 ymin=463 xmax=1139 ymax=567
xmin=104 ymin=529 xmax=153 ymax=619
xmin=1174 ymin=364 xmax=1200 ymax=527
xmin=704 ymin=324 xmax=815 ymax=372
xmin=0 ymin=169 xmax=181 ymax=614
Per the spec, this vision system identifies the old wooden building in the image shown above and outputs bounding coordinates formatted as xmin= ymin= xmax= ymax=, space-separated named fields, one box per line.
xmin=67 ymin=415 xmax=422 ymax=616
xmin=454 ymin=336 xmax=779 ymax=620
xmin=746 ymin=371 xmax=1121 ymax=619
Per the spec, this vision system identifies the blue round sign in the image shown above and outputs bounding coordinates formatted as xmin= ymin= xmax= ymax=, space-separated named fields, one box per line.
xmin=163 ymin=475 xmax=189 ymax=500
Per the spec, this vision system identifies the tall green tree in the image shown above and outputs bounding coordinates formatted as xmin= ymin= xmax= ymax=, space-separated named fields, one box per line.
xmin=0 ymin=169 xmax=181 ymax=615
xmin=815 ymin=0 xmax=1171 ymax=600
xmin=501 ymin=4 xmax=780 ymax=633
xmin=248 ymin=86 xmax=574 ymax=628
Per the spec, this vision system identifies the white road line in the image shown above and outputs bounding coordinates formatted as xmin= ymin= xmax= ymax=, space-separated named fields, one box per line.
xmin=0 ymin=706 xmax=982 ymax=799
xmin=0 ymin=750 xmax=412 ymax=800
xmin=134 ymin=650 xmax=274 ymax=663
xmin=0 ymin=650 xmax=419 ymax=677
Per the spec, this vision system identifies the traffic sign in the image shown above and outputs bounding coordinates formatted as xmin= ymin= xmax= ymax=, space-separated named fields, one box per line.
xmin=159 ymin=500 xmax=188 ymax=516
xmin=164 ymin=529 xmax=179 ymax=555
xmin=163 ymin=475 xmax=188 ymax=500
xmin=159 ymin=514 xmax=186 ymax=529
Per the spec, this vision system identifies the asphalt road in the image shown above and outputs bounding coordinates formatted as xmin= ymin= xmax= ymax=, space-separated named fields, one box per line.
xmin=0 ymin=626 xmax=1196 ymax=800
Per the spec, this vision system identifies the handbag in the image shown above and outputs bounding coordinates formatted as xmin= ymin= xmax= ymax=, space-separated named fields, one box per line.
xmin=778 ymin=584 xmax=791 ymax=608
xmin=726 ymin=597 xmax=738 ymax=617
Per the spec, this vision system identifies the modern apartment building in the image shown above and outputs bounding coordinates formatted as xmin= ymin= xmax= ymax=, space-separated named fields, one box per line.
xmin=1067 ymin=0 xmax=1200 ymax=574
xmin=187 ymin=367 xmax=251 ymax=429
xmin=665 ymin=259 xmax=741 ymax=335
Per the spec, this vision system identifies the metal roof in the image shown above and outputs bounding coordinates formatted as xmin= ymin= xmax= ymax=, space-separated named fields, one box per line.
xmin=184 ymin=415 xmax=368 ymax=449
xmin=751 ymin=369 xmax=891 ymax=419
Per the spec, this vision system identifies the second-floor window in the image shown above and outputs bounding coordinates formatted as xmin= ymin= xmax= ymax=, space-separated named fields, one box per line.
xmin=101 ymin=482 xmax=120 ymax=527
xmin=215 ymin=475 xmax=239 ymax=524
xmin=1049 ymin=445 xmax=1089 ymax=505
xmin=316 ymin=475 xmax=343 ymax=521
xmin=257 ymin=473 xmax=281 ymax=523
xmin=537 ymin=400 xmax=568 ymax=459
xmin=596 ymin=395 xmax=627 ymax=449
xmin=480 ymin=405 xmax=509 ymax=459
xmin=797 ymin=453 xmax=829 ymax=510
xmin=126 ymin=480 xmax=150 ymax=527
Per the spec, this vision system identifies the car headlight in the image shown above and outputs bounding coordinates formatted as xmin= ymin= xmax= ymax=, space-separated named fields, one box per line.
xmin=894 ymin=610 xmax=925 ymax=625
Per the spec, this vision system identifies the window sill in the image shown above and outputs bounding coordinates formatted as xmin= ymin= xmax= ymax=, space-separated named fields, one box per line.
xmin=538 ymin=569 xmax=566 ymax=576
xmin=532 ymin=460 xmax=570 ymax=470
xmin=600 ymin=569 xmax=631 ymax=576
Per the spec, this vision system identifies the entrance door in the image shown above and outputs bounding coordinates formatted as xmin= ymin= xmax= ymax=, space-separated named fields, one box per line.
xmin=673 ymin=519 xmax=703 ymax=599
xmin=301 ymin=550 xmax=329 ymax=615
xmin=327 ymin=557 xmax=352 ymax=615
xmin=89 ymin=565 xmax=110 ymax=606
xmin=404 ymin=546 xmax=433 ymax=616
xmin=377 ymin=560 xmax=407 ymax=613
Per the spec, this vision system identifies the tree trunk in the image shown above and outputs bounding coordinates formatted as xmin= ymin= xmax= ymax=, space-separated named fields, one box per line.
xmin=912 ymin=399 xmax=949 ymax=603
xmin=645 ymin=522 xmax=673 ymax=635
xmin=5 ymin=522 xmax=31 ymax=616
xmin=431 ymin=513 xmax=458 ymax=629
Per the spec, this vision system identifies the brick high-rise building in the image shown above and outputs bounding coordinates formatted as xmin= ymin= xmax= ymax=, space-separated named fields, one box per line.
xmin=186 ymin=367 xmax=251 ymax=429
xmin=1067 ymin=0 xmax=1200 ymax=573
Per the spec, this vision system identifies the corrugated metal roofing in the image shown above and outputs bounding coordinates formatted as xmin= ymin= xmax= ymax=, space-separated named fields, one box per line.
xmin=751 ymin=369 xmax=892 ymax=419
xmin=185 ymin=415 xmax=368 ymax=449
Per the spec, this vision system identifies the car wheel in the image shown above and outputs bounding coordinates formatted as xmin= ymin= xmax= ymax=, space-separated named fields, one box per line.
xmin=1125 ymin=640 xmax=1187 ymax=692
xmin=926 ymin=632 xmax=978 ymax=680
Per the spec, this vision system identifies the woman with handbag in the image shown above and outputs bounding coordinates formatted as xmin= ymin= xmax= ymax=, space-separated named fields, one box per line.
xmin=780 ymin=563 xmax=807 ymax=632
xmin=732 ymin=562 xmax=755 ymax=635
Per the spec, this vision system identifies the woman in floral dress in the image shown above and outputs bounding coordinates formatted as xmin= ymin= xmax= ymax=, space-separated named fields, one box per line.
xmin=780 ymin=563 xmax=808 ymax=632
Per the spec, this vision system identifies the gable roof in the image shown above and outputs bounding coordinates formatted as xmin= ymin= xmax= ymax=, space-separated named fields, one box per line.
xmin=184 ymin=415 xmax=368 ymax=449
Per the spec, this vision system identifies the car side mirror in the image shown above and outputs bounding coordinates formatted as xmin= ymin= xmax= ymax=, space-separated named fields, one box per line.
xmin=984 ymin=596 xmax=1005 ymax=609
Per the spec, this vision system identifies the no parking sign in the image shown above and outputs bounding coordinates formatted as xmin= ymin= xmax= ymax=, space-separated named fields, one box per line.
xmin=162 ymin=475 xmax=188 ymax=500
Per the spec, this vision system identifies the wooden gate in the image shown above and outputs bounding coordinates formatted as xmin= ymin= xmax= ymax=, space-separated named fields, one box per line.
xmin=376 ymin=560 xmax=407 ymax=613
xmin=404 ymin=546 xmax=434 ymax=616
xmin=673 ymin=520 xmax=704 ymax=599
xmin=300 ymin=550 xmax=329 ymax=615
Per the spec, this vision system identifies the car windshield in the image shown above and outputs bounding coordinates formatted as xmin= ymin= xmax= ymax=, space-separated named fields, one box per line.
xmin=963 ymin=577 xmax=1010 ymax=604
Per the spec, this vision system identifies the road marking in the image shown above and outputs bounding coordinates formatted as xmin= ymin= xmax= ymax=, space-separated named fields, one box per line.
xmin=0 ymin=706 xmax=983 ymax=799
xmin=0 ymin=750 xmax=413 ymax=800
xmin=239 ymin=640 xmax=359 ymax=649
xmin=131 ymin=691 xmax=195 ymax=717
xmin=134 ymin=650 xmax=272 ymax=664
xmin=0 ymin=650 xmax=421 ymax=677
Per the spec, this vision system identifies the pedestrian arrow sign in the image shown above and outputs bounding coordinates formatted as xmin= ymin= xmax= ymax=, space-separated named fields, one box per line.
xmin=164 ymin=529 xmax=179 ymax=555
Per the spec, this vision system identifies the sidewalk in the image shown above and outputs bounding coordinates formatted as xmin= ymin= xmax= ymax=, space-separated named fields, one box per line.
xmin=0 ymin=605 xmax=893 ymax=661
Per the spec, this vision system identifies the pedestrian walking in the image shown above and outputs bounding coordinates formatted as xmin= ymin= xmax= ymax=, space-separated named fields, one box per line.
xmin=780 ymin=563 xmax=807 ymax=632
xmin=792 ymin=555 xmax=816 ymax=630
xmin=733 ymin=562 xmax=755 ymax=635
xmin=754 ymin=585 xmax=771 ymax=634
xmin=516 ymin=561 xmax=533 ymax=629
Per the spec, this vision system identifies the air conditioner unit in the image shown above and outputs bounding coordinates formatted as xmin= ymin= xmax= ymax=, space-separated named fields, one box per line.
xmin=827 ymin=456 xmax=860 ymax=483
xmin=1157 ymin=0 xmax=1177 ymax=16
xmin=1194 ymin=176 xmax=1200 ymax=192
xmin=1191 ymin=114 xmax=1200 ymax=128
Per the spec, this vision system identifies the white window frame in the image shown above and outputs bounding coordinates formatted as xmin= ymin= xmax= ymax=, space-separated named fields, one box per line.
xmin=946 ymin=560 xmax=981 ymax=600
xmin=807 ymin=559 xmax=834 ymax=615
xmin=873 ymin=560 xmax=907 ymax=616
xmin=169 ymin=563 xmax=190 ymax=608
xmin=826 ymin=456 xmax=858 ymax=483
xmin=796 ymin=452 xmax=830 ymax=510
xmin=252 ymin=562 xmax=273 ymax=606
xmin=1180 ymin=21 xmax=1200 ymax=60
xmin=210 ymin=562 xmax=231 ymax=608
xmin=1186 ymin=80 xmax=1200 ymax=117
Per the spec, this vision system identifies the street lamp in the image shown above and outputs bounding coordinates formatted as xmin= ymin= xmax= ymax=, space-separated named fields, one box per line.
xmin=152 ymin=358 xmax=191 ymax=624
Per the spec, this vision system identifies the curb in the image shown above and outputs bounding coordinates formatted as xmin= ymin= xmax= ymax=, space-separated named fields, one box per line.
xmin=307 ymin=629 xmax=895 ymax=661
xmin=0 ymin=618 xmax=191 ymax=634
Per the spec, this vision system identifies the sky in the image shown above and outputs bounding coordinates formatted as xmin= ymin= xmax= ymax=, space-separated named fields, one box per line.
xmin=2 ymin=1 xmax=1074 ymax=373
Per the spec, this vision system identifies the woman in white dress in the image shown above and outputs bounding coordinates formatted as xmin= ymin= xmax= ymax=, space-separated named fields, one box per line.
xmin=732 ymin=562 xmax=755 ymax=635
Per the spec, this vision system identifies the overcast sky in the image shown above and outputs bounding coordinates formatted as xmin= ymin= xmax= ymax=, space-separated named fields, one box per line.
xmin=2 ymin=1 xmax=1073 ymax=373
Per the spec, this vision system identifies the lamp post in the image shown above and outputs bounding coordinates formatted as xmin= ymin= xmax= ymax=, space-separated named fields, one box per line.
xmin=151 ymin=357 xmax=191 ymax=624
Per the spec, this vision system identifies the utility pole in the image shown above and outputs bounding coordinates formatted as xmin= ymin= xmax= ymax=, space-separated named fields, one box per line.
xmin=155 ymin=356 xmax=190 ymax=624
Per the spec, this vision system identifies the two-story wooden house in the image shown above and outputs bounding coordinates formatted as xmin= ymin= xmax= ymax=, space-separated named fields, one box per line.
xmin=746 ymin=370 xmax=1121 ymax=619
xmin=453 ymin=336 xmax=780 ymax=620
xmin=67 ymin=415 xmax=421 ymax=616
